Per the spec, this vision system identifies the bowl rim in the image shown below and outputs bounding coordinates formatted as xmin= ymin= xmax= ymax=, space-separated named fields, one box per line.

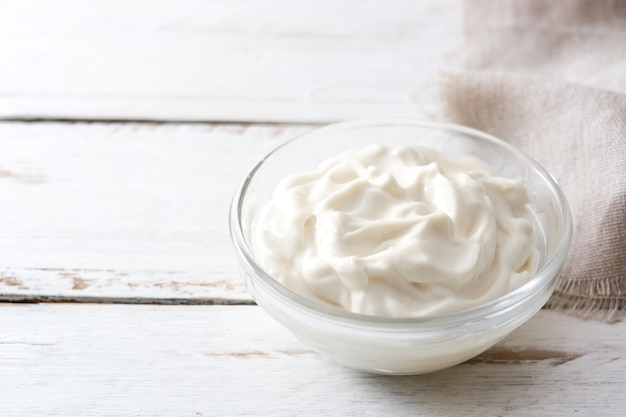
xmin=229 ymin=118 xmax=573 ymax=330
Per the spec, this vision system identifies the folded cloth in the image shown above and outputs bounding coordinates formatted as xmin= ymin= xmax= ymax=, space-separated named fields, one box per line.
xmin=439 ymin=0 xmax=626 ymax=322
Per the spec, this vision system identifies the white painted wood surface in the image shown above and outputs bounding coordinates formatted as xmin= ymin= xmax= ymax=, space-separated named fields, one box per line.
xmin=1 ymin=0 xmax=623 ymax=414
xmin=0 ymin=0 xmax=459 ymax=123
xmin=1 ymin=306 xmax=624 ymax=416
xmin=0 ymin=121 xmax=315 ymax=301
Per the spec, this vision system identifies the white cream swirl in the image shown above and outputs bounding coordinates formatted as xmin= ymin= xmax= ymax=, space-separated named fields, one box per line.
xmin=254 ymin=145 xmax=539 ymax=317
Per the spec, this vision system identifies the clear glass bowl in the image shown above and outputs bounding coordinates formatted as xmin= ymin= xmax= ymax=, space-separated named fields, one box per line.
xmin=229 ymin=119 xmax=572 ymax=375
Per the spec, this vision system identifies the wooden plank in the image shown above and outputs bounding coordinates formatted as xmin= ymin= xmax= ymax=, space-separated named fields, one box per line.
xmin=0 ymin=121 xmax=314 ymax=301
xmin=0 ymin=0 xmax=459 ymax=122
xmin=0 ymin=306 xmax=624 ymax=416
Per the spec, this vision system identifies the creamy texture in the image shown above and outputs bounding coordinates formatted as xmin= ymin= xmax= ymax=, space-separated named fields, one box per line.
xmin=254 ymin=145 xmax=539 ymax=317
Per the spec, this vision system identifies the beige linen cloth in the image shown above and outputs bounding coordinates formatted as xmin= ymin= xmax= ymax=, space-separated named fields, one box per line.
xmin=439 ymin=0 xmax=626 ymax=322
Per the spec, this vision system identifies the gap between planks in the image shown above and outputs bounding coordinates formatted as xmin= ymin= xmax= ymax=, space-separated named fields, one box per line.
xmin=0 ymin=294 xmax=255 ymax=305
xmin=0 ymin=117 xmax=326 ymax=126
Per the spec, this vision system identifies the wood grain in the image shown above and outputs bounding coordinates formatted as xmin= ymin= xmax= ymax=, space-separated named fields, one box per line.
xmin=0 ymin=0 xmax=459 ymax=122
xmin=0 ymin=306 xmax=624 ymax=416
xmin=0 ymin=121 xmax=312 ymax=301
xmin=3 ymin=1 xmax=623 ymax=414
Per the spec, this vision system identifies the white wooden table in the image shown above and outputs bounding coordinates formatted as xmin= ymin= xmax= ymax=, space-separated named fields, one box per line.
xmin=1 ymin=1 xmax=624 ymax=415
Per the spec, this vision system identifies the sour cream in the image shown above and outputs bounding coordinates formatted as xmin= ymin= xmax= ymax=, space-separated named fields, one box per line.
xmin=254 ymin=144 xmax=539 ymax=317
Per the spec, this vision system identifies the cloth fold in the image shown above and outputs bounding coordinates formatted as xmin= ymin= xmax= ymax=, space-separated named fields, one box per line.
xmin=439 ymin=0 xmax=626 ymax=321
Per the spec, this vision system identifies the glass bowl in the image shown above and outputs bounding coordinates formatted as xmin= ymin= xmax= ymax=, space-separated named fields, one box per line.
xmin=229 ymin=119 xmax=572 ymax=375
